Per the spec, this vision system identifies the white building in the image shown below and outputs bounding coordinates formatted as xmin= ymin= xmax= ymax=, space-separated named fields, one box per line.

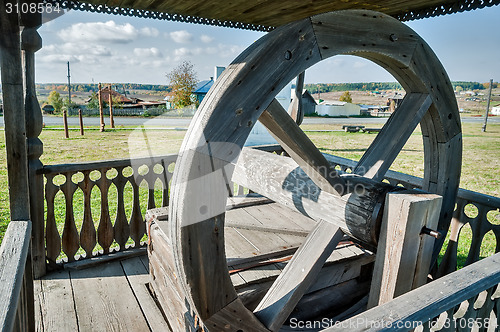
xmin=315 ymin=101 xmax=361 ymax=117
xmin=491 ymin=105 xmax=500 ymax=115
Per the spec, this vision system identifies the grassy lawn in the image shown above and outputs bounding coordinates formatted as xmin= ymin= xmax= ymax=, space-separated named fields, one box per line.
xmin=0 ymin=121 xmax=498 ymax=265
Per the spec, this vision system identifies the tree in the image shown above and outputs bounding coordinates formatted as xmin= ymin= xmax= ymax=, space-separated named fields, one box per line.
xmin=166 ymin=61 xmax=198 ymax=109
xmin=48 ymin=91 xmax=63 ymax=113
xmin=87 ymin=92 xmax=100 ymax=109
xmin=339 ymin=91 xmax=352 ymax=103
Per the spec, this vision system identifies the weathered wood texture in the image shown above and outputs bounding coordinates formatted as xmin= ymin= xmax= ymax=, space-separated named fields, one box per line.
xmin=354 ymin=93 xmax=432 ymax=180
xmin=260 ymin=99 xmax=345 ymax=196
xmin=168 ymin=10 xmax=460 ymax=328
xmin=254 ymin=222 xmax=344 ymax=330
xmin=233 ymin=147 xmax=392 ymax=246
xmin=0 ymin=220 xmax=34 ymax=332
xmin=311 ymin=10 xmax=461 ymax=265
xmin=168 ymin=17 xmax=321 ymax=319
xmin=21 ymin=8 xmax=46 ymax=278
xmin=368 ymin=190 xmax=442 ymax=308
xmin=323 ymin=152 xmax=500 ymax=277
xmin=325 ymin=252 xmax=500 ymax=332
xmin=148 ymin=202 xmax=374 ymax=331
xmin=0 ymin=0 xmax=31 ymax=221
xmin=41 ymin=154 xmax=177 ymax=266
xmin=35 ymin=255 xmax=170 ymax=332
xmin=74 ymin=0 xmax=493 ymax=28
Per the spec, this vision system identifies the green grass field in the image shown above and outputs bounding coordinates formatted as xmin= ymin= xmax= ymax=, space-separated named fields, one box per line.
xmin=0 ymin=121 xmax=498 ymax=264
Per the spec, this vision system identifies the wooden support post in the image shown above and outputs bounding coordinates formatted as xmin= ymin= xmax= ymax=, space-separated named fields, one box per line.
xmin=21 ymin=1 xmax=46 ymax=279
xmin=98 ymin=83 xmax=105 ymax=132
xmin=63 ymin=109 xmax=69 ymax=138
xmin=79 ymin=109 xmax=84 ymax=135
xmin=288 ymin=71 xmax=305 ymax=125
xmin=0 ymin=0 xmax=31 ymax=221
xmin=367 ymin=190 xmax=442 ymax=308
xmin=1 ymin=2 xmax=36 ymax=329
xmin=482 ymin=79 xmax=493 ymax=132
xmin=109 ymin=84 xmax=115 ymax=128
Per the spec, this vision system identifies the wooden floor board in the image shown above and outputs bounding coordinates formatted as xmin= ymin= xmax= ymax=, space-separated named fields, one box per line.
xmin=70 ymin=260 xmax=150 ymax=331
xmin=36 ymin=270 xmax=79 ymax=332
xmin=121 ymin=257 xmax=172 ymax=332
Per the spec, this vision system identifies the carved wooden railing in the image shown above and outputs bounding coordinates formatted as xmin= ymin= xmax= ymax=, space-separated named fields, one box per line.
xmin=0 ymin=220 xmax=35 ymax=332
xmin=39 ymin=155 xmax=178 ymax=266
xmin=329 ymin=252 xmax=500 ymax=331
xmin=39 ymin=146 xmax=499 ymax=273
xmin=325 ymin=153 xmax=500 ymax=273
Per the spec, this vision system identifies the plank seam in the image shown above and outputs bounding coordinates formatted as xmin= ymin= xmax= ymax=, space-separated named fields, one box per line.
xmin=119 ymin=261 xmax=153 ymax=332
xmin=67 ymin=270 xmax=81 ymax=332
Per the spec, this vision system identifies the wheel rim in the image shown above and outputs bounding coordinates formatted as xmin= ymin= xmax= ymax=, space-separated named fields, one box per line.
xmin=169 ymin=9 xmax=461 ymax=331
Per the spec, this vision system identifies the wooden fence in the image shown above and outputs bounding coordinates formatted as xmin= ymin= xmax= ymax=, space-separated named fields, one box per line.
xmin=0 ymin=220 xmax=34 ymax=332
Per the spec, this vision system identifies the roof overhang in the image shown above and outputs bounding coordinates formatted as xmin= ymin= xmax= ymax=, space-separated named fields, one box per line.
xmin=47 ymin=0 xmax=500 ymax=31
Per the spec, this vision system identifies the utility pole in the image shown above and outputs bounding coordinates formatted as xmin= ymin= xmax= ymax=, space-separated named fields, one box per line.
xmin=98 ymin=83 xmax=105 ymax=132
xmin=67 ymin=61 xmax=71 ymax=105
xmin=482 ymin=79 xmax=493 ymax=132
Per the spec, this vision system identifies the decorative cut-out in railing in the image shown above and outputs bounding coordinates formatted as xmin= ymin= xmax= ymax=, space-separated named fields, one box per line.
xmin=41 ymin=155 xmax=178 ymax=264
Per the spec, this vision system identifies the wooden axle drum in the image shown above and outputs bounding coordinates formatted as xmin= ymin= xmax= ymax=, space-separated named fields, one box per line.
xmin=164 ymin=9 xmax=462 ymax=331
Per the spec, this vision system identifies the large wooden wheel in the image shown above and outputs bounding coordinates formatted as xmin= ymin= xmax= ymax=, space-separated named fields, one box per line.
xmin=169 ymin=10 xmax=462 ymax=331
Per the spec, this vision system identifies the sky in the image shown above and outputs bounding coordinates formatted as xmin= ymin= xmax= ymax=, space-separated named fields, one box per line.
xmin=31 ymin=5 xmax=500 ymax=85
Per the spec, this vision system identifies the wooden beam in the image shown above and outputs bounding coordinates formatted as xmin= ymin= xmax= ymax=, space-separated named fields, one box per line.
xmin=0 ymin=220 xmax=32 ymax=332
xmin=233 ymin=147 xmax=392 ymax=246
xmin=260 ymin=99 xmax=346 ymax=196
xmin=354 ymin=93 xmax=432 ymax=180
xmin=20 ymin=6 xmax=45 ymax=278
xmin=325 ymin=252 xmax=500 ymax=332
xmin=367 ymin=190 xmax=442 ymax=308
xmin=0 ymin=0 xmax=30 ymax=221
xmin=254 ymin=222 xmax=344 ymax=331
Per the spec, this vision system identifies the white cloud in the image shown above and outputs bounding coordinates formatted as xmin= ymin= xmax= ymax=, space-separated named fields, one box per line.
xmin=134 ymin=47 xmax=163 ymax=58
xmin=174 ymin=47 xmax=192 ymax=57
xmin=169 ymin=30 xmax=193 ymax=43
xmin=38 ymin=43 xmax=113 ymax=64
xmin=57 ymin=20 xmax=156 ymax=44
xmin=140 ymin=27 xmax=159 ymax=37
xmin=200 ymin=34 xmax=214 ymax=43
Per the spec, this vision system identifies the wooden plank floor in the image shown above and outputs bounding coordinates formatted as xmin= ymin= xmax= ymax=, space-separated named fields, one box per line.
xmin=34 ymin=255 xmax=171 ymax=332
xmin=34 ymin=200 xmax=372 ymax=331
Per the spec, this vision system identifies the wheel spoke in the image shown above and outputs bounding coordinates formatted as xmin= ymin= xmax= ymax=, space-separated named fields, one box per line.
xmin=253 ymin=221 xmax=344 ymax=331
xmin=260 ymin=99 xmax=346 ymax=196
xmin=354 ymin=93 xmax=432 ymax=180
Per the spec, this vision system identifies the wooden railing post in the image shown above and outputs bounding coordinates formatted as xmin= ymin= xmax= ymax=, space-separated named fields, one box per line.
xmin=20 ymin=3 xmax=46 ymax=278
xmin=0 ymin=220 xmax=34 ymax=332
xmin=368 ymin=190 xmax=442 ymax=308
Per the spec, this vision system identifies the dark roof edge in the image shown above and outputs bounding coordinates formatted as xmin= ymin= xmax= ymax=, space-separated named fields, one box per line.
xmin=394 ymin=0 xmax=500 ymax=21
xmin=43 ymin=0 xmax=273 ymax=32
xmin=44 ymin=0 xmax=500 ymax=31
